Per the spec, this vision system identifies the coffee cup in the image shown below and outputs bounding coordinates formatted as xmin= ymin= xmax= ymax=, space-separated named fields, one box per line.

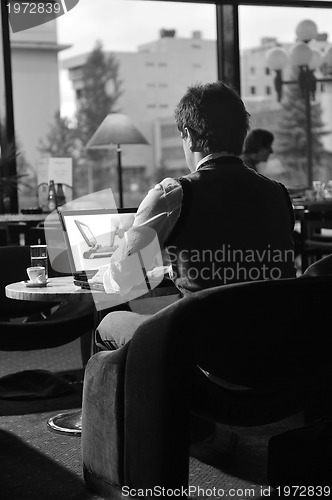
xmin=27 ymin=266 xmax=46 ymax=283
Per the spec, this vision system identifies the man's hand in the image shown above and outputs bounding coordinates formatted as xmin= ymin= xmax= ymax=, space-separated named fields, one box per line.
xmin=88 ymin=265 xmax=108 ymax=285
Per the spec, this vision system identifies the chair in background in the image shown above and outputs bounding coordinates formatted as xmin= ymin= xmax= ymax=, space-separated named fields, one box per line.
xmin=300 ymin=204 xmax=332 ymax=271
xmin=0 ymin=245 xmax=94 ymax=368
xmin=81 ymin=274 xmax=332 ymax=497
xmin=26 ymin=225 xmax=46 ymax=245
xmin=26 ymin=220 xmax=59 ymax=246
xmin=6 ymin=222 xmax=28 ymax=245
xmin=0 ymin=227 xmax=7 ymax=246
xmin=302 ymin=252 xmax=332 ymax=277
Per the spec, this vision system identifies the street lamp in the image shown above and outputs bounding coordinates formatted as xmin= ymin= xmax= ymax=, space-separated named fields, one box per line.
xmin=265 ymin=19 xmax=332 ymax=187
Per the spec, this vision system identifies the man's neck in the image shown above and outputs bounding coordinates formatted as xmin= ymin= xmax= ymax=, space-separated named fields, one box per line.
xmin=196 ymin=152 xmax=237 ymax=170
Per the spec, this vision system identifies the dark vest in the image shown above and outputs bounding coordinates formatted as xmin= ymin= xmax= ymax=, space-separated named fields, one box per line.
xmin=166 ymin=156 xmax=296 ymax=297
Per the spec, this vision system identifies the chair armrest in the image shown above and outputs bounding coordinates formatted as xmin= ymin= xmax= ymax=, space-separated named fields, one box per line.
xmin=82 ymin=295 xmax=198 ymax=493
xmin=123 ymin=297 xmax=198 ymax=490
xmin=82 ymin=344 xmax=129 ymax=492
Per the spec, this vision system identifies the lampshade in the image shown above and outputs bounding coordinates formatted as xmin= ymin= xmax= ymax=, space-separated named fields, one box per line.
xmin=289 ymin=42 xmax=312 ymax=67
xmin=323 ymin=45 xmax=332 ymax=66
xmin=309 ymin=47 xmax=323 ymax=70
xmin=265 ymin=47 xmax=288 ymax=71
xmin=295 ymin=19 xmax=318 ymax=42
xmin=86 ymin=113 xmax=149 ymax=149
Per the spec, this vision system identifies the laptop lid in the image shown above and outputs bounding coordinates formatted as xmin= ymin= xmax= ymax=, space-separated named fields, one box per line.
xmin=59 ymin=208 xmax=137 ymax=286
xmin=74 ymin=220 xmax=99 ymax=248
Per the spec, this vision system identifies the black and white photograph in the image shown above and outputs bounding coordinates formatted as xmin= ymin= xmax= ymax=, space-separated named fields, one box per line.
xmin=1 ymin=1 xmax=332 ymax=499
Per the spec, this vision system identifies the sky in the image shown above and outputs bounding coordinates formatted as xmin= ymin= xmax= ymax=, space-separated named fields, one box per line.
xmin=55 ymin=0 xmax=332 ymax=117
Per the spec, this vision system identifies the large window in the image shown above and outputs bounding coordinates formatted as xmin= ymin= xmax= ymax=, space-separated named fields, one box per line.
xmin=3 ymin=1 xmax=332 ymax=212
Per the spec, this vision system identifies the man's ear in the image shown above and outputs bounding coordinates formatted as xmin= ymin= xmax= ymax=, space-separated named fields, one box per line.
xmin=185 ymin=127 xmax=197 ymax=152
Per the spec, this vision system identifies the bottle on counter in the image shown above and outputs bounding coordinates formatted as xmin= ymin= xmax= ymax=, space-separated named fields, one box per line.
xmin=47 ymin=179 xmax=57 ymax=211
xmin=56 ymin=183 xmax=66 ymax=207
xmin=38 ymin=183 xmax=49 ymax=212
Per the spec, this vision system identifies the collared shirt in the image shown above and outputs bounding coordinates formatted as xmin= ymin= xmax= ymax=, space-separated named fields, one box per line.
xmin=196 ymin=152 xmax=235 ymax=170
xmin=92 ymin=153 xmax=238 ymax=294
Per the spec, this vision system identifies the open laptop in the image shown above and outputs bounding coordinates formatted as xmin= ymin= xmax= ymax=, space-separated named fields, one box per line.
xmin=59 ymin=208 xmax=137 ymax=290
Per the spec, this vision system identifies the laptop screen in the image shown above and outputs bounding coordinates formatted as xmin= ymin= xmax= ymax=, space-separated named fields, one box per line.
xmin=60 ymin=208 xmax=137 ymax=278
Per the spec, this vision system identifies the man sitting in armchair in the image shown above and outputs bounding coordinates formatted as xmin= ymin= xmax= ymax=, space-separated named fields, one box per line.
xmin=90 ymin=81 xmax=296 ymax=350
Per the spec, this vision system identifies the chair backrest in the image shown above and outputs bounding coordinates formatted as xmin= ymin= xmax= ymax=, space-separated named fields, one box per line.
xmin=0 ymin=227 xmax=7 ymax=246
xmin=188 ymin=276 xmax=332 ymax=390
xmin=26 ymin=227 xmax=46 ymax=245
xmin=301 ymin=207 xmax=332 ymax=239
xmin=131 ymin=275 xmax=332 ymax=392
xmin=6 ymin=222 xmax=28 ymax=245
xmin=303 ymin=253 xmax=332 ymax=276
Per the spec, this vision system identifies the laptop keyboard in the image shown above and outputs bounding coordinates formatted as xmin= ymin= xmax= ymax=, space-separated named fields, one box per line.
xmin=94 ymin=245 xmax=118 ymax=253
xmin=75 ymin=270 xmax=97 ymax=280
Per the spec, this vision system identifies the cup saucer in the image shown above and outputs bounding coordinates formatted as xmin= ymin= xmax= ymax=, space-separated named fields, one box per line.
xmin=22 ymin=280 xmax=48 ymax=288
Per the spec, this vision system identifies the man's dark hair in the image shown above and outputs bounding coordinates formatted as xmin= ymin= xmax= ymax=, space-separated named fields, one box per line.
xmin=174 ymin=81 xmax=250 ymax=156
xmin=243 ymin=128 xmax=274 ymax=154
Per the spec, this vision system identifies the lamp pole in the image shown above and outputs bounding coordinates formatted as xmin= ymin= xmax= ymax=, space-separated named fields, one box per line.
xmin=266 ymin=20 xmax=332 ymax=188
xmin=116 ymin=144 xmax=124 ymax=209
xmin=303 ymin=72 xmax=314 ymax=187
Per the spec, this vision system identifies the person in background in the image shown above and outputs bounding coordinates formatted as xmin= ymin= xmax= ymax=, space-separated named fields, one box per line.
xmin=92 ymin=81 xmax=296 ymax=351
xmin=242 ymin=128 xmax=303 ymax=263
xmin=242 ymin=128 xmax=274 ymax=173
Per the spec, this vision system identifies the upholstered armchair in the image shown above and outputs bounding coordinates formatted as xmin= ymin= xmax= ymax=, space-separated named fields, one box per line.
xmin=82 ymin=274 xmax=332 ymax=498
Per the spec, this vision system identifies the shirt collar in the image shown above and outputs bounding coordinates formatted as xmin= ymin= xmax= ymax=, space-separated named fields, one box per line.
xmin=196 ymin=152 xmax=239 ymax=171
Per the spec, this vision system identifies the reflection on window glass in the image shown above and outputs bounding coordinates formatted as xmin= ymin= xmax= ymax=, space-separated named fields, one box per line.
xmin=9 ymin=0 xmax=217 ymax=210
xmin=239 ymin=5 xmax=332 ymax=190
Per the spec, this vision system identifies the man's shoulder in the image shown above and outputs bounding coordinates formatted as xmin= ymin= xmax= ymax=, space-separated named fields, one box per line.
xmin=136 ymin=177 xmax=182 ymax=223
xmin=253 ymin=171 xmax=289 ymax=191
xmin=153 ymin=177 xmax=182 ymax=194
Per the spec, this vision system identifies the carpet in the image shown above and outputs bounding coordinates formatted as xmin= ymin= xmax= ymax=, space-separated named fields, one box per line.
xmin=188 ymin=414 xmax=303 ymax=500
xmin=0 ymin=407 xmax=303 ymax=500
xmin=0 ymin=412 xmax=102 ymax=500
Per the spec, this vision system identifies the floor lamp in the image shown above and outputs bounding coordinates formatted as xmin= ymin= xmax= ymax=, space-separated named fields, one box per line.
xmin=85 ymin=113 xmax=149 ymax=208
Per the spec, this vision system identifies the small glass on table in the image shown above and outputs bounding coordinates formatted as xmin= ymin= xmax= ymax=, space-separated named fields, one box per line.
xmin=30 ymin=244 xmax=48 ymax=279
xmin=312 ymin=181 xmax=326 ymax=201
